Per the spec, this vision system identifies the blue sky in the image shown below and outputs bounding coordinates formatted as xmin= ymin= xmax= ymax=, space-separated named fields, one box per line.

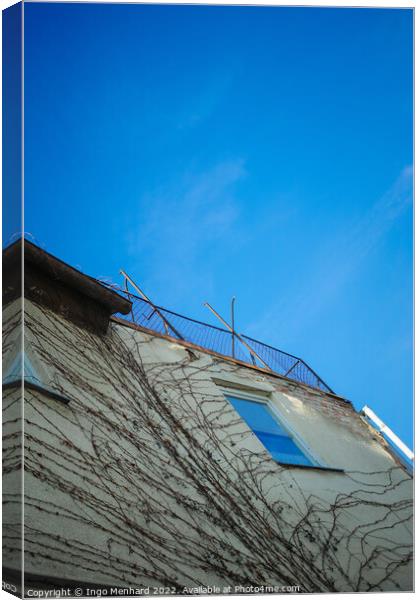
xmin=20 ymin=3 xmax=413 ymax=445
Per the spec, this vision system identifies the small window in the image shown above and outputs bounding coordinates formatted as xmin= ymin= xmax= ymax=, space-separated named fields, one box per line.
xmin=3 ymin=350 xmax=71 ymax=405
xmin=226 ymin=394 xmax=315 ymax=467
xmin=3 ymin=351 xmax=41 ymax=385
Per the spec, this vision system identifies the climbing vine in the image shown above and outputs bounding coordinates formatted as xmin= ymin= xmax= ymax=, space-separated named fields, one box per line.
xmin=2 ymin=301 xmax=413 ymax=594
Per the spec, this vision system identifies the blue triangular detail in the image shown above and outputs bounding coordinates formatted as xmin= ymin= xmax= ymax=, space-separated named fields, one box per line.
xmin=3 ymin=351 xmax=42 ymax=385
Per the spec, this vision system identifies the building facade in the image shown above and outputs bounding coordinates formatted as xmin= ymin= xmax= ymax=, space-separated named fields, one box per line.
xmin=2 ymin=240 xmax=413 ymax=596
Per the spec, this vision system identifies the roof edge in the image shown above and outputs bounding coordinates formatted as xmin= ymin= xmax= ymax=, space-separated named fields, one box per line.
xmin=111 ymin=315 xmax=351 ymax=406
xmin=3 ymin=238 xmax=132 ymax=316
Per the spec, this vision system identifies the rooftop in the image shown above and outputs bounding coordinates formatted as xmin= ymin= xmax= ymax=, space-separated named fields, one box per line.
xmin=113 ymin=292 xmax=334 ymax=394
xmin=3 ymin=238 xmax=333 ymax=395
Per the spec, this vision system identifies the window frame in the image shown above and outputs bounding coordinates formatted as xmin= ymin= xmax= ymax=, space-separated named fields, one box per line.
xmin=221 ymin=386 xmax=326 ymax=469
xmin=3 ymin=350 xmax=41 ymax=385
xmin=3 ymin=350 xmax=71 ymax=405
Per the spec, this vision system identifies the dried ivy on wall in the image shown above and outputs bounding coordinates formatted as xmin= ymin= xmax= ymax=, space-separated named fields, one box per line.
xmin=2 ymin=303 xmax=414 ymax=593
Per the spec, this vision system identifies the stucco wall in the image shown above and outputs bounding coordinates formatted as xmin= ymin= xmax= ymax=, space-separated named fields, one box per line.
xmin=3 ymin=298 xmax=413 ymax=593
xmin=2 ymin=300 xmax=23 ymax=582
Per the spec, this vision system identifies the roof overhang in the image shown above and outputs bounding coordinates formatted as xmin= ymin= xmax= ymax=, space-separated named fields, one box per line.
xmin=3 ymin=238 xmax=132 ymax=333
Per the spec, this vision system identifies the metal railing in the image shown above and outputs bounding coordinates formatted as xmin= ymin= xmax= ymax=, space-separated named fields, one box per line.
xmin=113 ymin=291 xmax=334 ymax=394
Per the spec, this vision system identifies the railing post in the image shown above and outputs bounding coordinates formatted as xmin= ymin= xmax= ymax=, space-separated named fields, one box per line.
xmin=231 ymin=297 xmax=236 ymax=359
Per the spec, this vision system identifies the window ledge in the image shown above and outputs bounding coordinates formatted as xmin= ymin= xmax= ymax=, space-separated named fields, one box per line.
xmin=3 ymin=379 xmax=71 ymax=405
xmin=276 ymin=461 xmax=344 ymax=473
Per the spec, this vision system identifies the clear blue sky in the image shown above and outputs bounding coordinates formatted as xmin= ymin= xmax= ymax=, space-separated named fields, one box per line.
xmin=21 ymin=3 xmax=413 ymax=445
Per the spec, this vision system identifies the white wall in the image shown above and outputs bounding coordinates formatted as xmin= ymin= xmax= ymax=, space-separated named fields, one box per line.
xmin=3 ymin=298 xmax=413 ymax=593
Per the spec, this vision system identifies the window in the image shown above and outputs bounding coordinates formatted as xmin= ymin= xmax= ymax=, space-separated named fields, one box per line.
xmin=226 ymin=393 xmax=316 ymax=467
xmin=3 ymin=351 xmax=41 ymax=385
xmin=3 ymin=350 xmax=70 ymax=405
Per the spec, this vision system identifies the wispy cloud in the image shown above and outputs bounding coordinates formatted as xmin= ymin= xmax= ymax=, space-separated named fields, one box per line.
xmin=343 ymin=165 xmax=413 ymax=258
xmin=125 ymin=159 xmax=246 ymax=303
xmin=246 ymin=166 xmax=413 ymax=342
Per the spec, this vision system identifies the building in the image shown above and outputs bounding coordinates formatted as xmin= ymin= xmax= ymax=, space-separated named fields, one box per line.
xmin=2 ymin=239 xmax=413 ymax=596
